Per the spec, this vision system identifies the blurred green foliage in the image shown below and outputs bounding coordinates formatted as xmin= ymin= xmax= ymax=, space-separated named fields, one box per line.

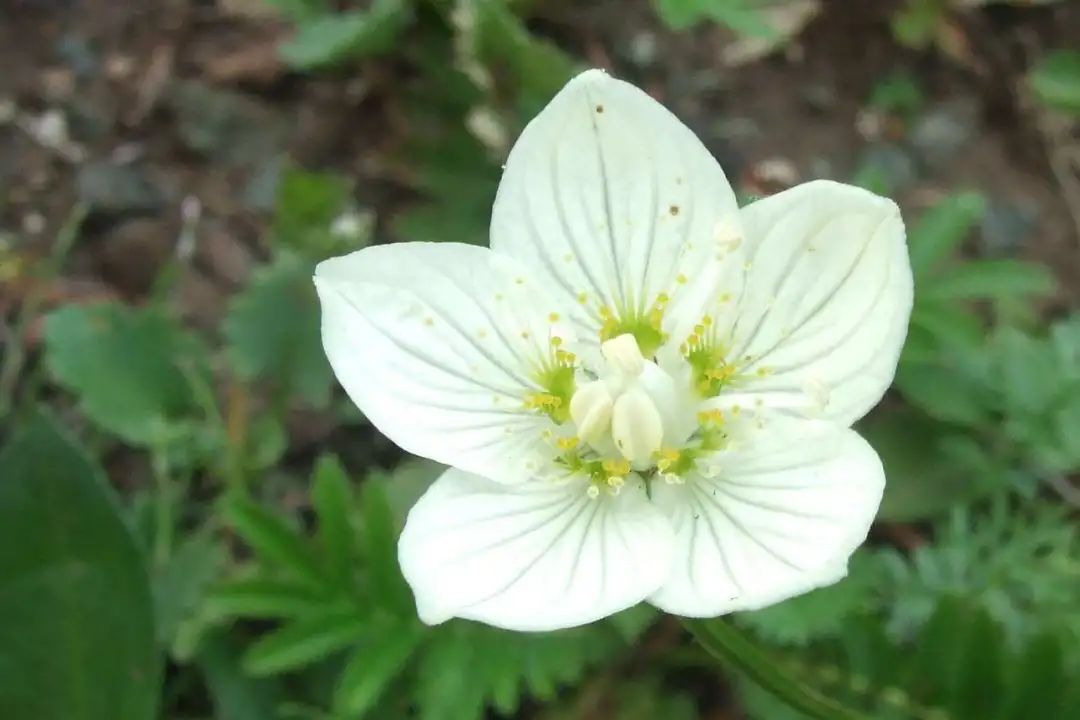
xmin=1030 ymin=50 xmax=1080 ymax=115
xmin=653 ymin=0 xmax=776 ymax=37
xmin=0 ymin=414 xmax=160 ymax=720
xmin=3 ymin=1 xmax=1080 ymax=719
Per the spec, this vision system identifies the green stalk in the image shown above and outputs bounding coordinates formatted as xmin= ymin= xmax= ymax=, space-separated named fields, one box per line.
xmin=151 ymin=441 xmax=173 ymax=569
xmin=0 ymin=204 xmax=87 ymax=420
xmin=681 ymin=617 xmax=867 ymax=720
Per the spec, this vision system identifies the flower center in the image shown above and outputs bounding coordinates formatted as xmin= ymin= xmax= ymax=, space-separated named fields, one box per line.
xmin=569 ymin=334 xmax=665 ymax=466
xmin=531 ymin=332 xmax=746 ymax=497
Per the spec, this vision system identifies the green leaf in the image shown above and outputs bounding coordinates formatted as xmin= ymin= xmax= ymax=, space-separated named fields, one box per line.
xmin=242 ymin=607 xmax=367 ymax=676
xmin=850 ymin=156 xmax=897 ymax=197
xmin=1030 ymin=49 xmax=1080 ymax=115
xmin=907 ymin=191 xmax=986 ymax=278
xmin=894 ymin=360 xmax=989 ymax=425
xmin=361 ymin=478 xmax=412 ymax=613
xmin=995 ymin=327 xmax=1062 ymax=415
xmin=378 ymin=456 xmax=445 ymax=526
xmin=43 ymin=303 xmax=205 ymax=445
xmin=879 ymin=500 xmax=1080 ymax=658
xmin=312 ymin=454 xmax=358 ymax=590
xmin=737 ymin=556 xmax=879 ymax=647
xmin=153 ymin=530 xmax=225 ymax=655
xmin=471 ymin=0 xmax=577 ymax=118
xmin=281 ymin=1 xmax=413 ymax=70
xmin=224 ymin=253 xmax=333 ymax=408
xmin=908 ymin=302 xmax=985 ymax=353
xmin=891 ymin=0 xmax=947 ymax=50
xmin=263 ymin=0 xmax=329 ymax=22
xmin=1000 ymin=632 xmax=1066 ymax=720
xmin=617 ymin=677 xmax=700 ymax=720
xmin=921 ymin=259 xmax=1056 ymax=303
xmin=607 ymin=603 xmax=659 ymax=643
xmin=197 ymin=632 xmax=282 ymax=720
xmin=907 ymin=596 xmax=969 ymax=703
xmin=223 ymin=494 xmax=325 ymax=589
xmin=950 ymin=608 xmax=1005 ymax=719
xmin=683 ymin=617 xmax=867 ymax=719
xmin=390 ymin=54 xmax=499 ymax=246
xmin=417 ymin=620 xmax=624 ymax=720
xmin=868 ymin=70 xmax=923 ymax=116
xmin=334 ymin=619 xmax=424 ymax=716
xmin=416 ymin=624 xmax=485 ymax=720
xmin=393 ymin=120 xmax=500 ymax=246
xmin=394 ymin=194 xmax=495 ymax=245
xmin=654 ymin=0 xmax=776 ymax=37
xmin=0 ymin=412 xmax=159 ymax=720
xmin=273 ymin=166 xmax=362 ymax=259
xmin=206 ymin=577 xmax=325 ymax=619
xmin=861 ymin=409 xmax=988 ymax=520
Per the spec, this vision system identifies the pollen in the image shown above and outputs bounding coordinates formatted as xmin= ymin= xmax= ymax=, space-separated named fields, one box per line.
xmin=524 ymin=392 xmax=562 ymax=412
xmin=549 ymin=312 xmax=560 ymax=322
xmin=697 ymin=409 xmax=725 ymax=425
xmin=556 ymin=435 xmax=580 ymax=450
xmin=655 ymin=447 xmax=681 ymax=472
xmin=683 ymin=316 xmax=743 ymax=397
xmin=578 ymin=292 xmax=588 ymax=304
xmin=601 ymin=458 xmax=631 ymax=479
xmin=677 ymin=273 xmax=688 ymax=284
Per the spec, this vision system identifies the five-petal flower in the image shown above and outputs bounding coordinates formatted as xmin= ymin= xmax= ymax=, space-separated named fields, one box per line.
xmin=315 ymin=69 xmax=913 ymax=631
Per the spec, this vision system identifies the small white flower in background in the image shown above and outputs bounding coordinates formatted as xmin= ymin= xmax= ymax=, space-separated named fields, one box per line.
xmin=315 ymin=70 xmax=913 ymax=631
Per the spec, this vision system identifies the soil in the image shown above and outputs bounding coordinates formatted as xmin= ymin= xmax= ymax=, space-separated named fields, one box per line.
xmin=3 ymin=1 xmax=1078 ymax=312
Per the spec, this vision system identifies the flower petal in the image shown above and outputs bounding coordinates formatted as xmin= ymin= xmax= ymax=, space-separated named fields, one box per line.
xmin=399 ymin=467 xmax=675 ymax=631
xmin=727 ymin=180 xmax=912 ymax=424
xmin=649 ymin=414 xmax=883 ymax=617
xmin=315 ymin=242 xmax=572 ymax=481
xmin=491 ymin=69 xmax=743 ymax=357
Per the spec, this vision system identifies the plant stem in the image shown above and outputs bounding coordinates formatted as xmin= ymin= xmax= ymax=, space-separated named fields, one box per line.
xmin=681 ymin=617 xmax=867 ymax=720
xmin=151 ymin=442 xmax=173 ymax=568
xmin=0 ymin=204 xmax=87 ymax=420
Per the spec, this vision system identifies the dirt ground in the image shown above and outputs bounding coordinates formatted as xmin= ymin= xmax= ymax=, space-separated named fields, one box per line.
xmin=3 ymin=0 xmax=1079 ymax=297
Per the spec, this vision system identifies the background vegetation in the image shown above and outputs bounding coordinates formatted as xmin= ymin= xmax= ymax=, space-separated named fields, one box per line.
xmin=1 ymin=1 xmax=1079 ymax=718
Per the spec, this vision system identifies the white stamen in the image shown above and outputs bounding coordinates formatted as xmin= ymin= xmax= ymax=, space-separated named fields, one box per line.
xmin=569 ymin=380 xmax=614 ymax=443
xmin=611 ymin=388 xmax=664 ymax=465
xmin=601 ymin=333 xmax=645 ymax=377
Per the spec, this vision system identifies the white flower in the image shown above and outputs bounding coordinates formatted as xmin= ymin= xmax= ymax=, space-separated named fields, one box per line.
xmin=314 ymin=70 xmax=913 ymax=631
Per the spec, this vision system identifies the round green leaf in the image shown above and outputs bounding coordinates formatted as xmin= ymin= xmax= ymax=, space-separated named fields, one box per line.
xmin=43 ymin=303 xmax=204 ymax=445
